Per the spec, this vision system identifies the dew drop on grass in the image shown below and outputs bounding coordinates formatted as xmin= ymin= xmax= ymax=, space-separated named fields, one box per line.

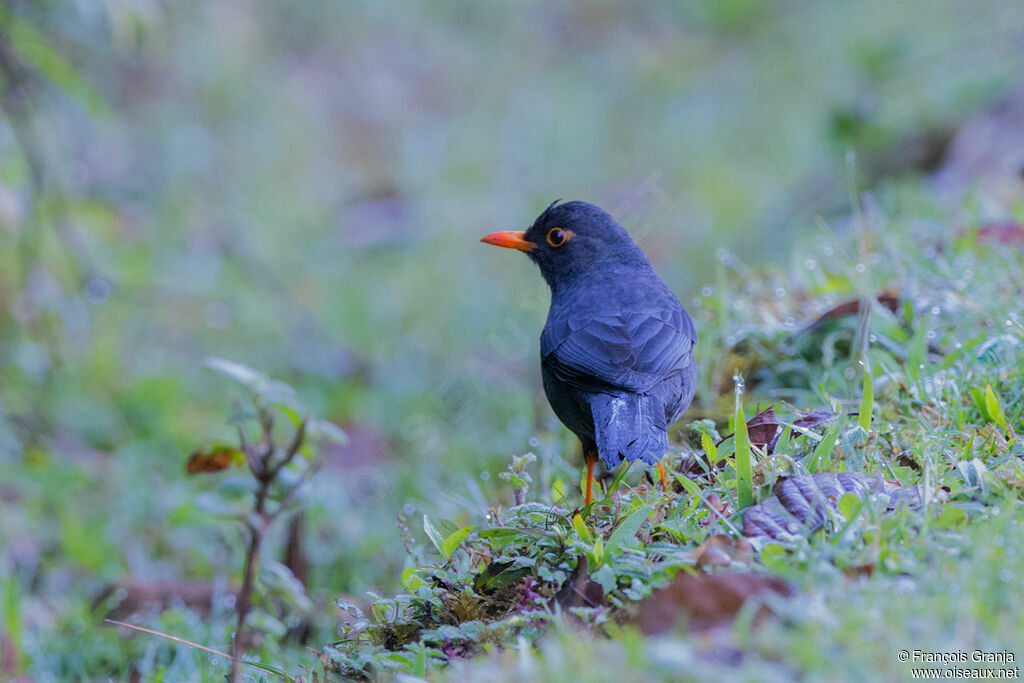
xmin=784 ymin=316 xmax=796 ymax=327
xmin=733 ymin=371 xmax=745 ymax=396
xmin=693 ymin=298 xmax=701 ymax=306
xmin=775 ymin=287 xmax=786 ymax=298
xmin=717 ymin=248 xmax=733 ymax=265
xmin=823 ymin=246 xmax=834 ymax=256
xmin=926 ymin=330 xmax=936 ymax=340
xmin=804 ymin=258 xmax=816 ymax=270
xmin=931 ymin=306 xmax=941 ymax=315
xmin=701 ymin=286 xmax=713 ymax=297
xmin=732 ymin=301 xmax=745 ymax=311
xmin=869 ymin=334 xmax=877 ymax=342
xmin=855 ymin=263 xmax=866 ymax=272
xmin=844 ymin=367 xmax=856 ymax=380
xmin=480 ymin=471 xmax=490 ymax=481
xmin=403 ymin=503 xmax=415 ymax=515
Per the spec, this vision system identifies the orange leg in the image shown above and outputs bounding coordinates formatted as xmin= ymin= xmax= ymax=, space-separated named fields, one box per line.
xmin=584 ymin=450 xmax=598 ymax=505
xmin=658 ymin=461 xmax=669 ymax=492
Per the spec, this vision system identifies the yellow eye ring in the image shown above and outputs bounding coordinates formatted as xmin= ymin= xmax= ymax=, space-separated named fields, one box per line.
xmin=546 ymin=227 xmax=568 ymax=247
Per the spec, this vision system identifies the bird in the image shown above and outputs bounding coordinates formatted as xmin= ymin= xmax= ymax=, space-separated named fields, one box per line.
xmin=481 ymin=200 xmax=697 ymax=505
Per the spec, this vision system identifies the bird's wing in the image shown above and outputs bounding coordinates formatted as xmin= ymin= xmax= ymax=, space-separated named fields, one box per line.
xmin=541 ymin=302 xmax=695 ymax=394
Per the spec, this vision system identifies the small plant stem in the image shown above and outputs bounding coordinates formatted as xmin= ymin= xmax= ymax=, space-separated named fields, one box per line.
xmin=231 ymin=483 xmax=268 ymax=682
xmin=229 ymin=416 xmax=306 ymax=682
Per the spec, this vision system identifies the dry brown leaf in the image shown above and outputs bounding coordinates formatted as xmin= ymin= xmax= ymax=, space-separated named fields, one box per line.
xmin=687 ymin=534 xmax=754 ymax=571
xmin=636 ymin=572 xmax=791 ymax=635
xmin=746 ymin=406 xmax=782 ymax=454
xmin=186 ymin=445 xmax=243 ymax=474
xmin=552 ymin=555 xmax=606 ymax=611
xmin=811 ymin=293 xmax=899 ymax=326
xmin=843 ymin=563 xmax=875 ymax=580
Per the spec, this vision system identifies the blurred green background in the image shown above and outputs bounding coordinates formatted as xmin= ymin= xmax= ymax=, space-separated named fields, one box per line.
xmin=1 ymin=0 xmax=1023 ymax=676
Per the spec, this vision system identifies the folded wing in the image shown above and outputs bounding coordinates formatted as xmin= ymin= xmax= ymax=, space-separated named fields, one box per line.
xmin=541 ymin=302 xmax=696 ymax=394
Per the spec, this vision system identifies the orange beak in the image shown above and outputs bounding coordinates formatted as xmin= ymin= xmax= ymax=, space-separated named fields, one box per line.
xmin=480 ymin=230 xmax=536 ymax=253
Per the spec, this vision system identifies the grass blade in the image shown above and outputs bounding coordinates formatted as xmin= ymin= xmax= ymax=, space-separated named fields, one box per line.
xmin=734 ymin=399 xmax=753 ymax=508
xmin=806 ymin=425 xmax=839 ymax=474
xmin=858 ymin=360 xmax=874 ymax=433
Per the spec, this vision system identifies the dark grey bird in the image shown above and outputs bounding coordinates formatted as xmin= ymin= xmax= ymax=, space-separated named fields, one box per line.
xmin=481 ymin=200 xmax=697 ymax=504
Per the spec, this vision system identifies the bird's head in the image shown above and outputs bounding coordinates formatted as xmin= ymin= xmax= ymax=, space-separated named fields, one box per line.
xmin=481 ymin=200 xmax=650 ymax=290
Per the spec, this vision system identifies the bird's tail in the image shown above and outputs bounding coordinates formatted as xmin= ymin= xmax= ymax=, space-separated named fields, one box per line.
xmin=589 ymin=392 xmax=668 ymax=468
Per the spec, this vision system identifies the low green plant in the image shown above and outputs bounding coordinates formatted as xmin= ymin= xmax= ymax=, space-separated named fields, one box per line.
xmin=189 ymin=359 xmax=346 ymax=681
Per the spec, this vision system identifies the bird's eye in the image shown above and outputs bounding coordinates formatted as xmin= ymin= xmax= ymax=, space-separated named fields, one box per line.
xmin=546 ymin=227 xmax=568 ymax=247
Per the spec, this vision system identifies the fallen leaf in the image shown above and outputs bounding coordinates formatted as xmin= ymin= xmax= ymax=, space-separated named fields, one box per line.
xmin=552 ymin=555 xmax=606 ymax=611
xmin=185 ymin=445 xmax=243 ymax=474
xmin=746 ymin=406 xmax=782 ymax=454
xmin=742 ymin=473 xmax=921 ymax=539
xmin=843 ymin=563 xmax=875 ymax=580
xmin=688 ymin=534 xmax=754 ymax=570
xmin=636 ymin=572 xmax=791 ymax=635
xmin=895 ymin=451 xmax=920 ymax=470
xmin=811 ymin=293 xmax=899 ymax=326
xmin=706 ymin=492 xmax=727 ymax=513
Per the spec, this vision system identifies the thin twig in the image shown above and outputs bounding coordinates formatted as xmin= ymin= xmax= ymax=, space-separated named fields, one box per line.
xmin=259 ymin=412 xmax=275 ymax=460
xmin=231 ymin=520 xmax=263 ymax=682
xmin=105 ymin=618 xmax=233 ymax=659
xmin=272 ymin=417 xmax=308 ymax=478
xmin=104 ymin=619 xmax=291 ymax=680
